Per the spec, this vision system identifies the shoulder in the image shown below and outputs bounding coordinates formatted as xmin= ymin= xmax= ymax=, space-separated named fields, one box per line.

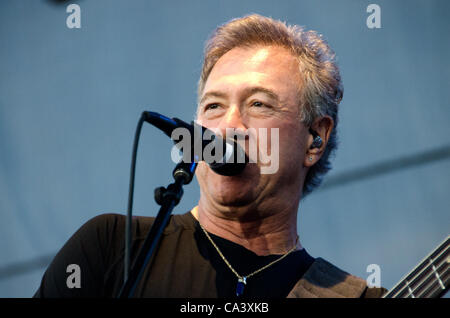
xmin=78 ymin=213 xmax=153 ymax=240
xmin=73 ymin=211 xmax=195 ymax=246
xmin=80 ymin=213 xmax=125 ymax=233
xmin=33 ymin=213 xmax=129 ymax=297
xmin=33 ymin=212 xmax=187 ymax=297
xmin=288 ymin=257 xmax=387 ymax=298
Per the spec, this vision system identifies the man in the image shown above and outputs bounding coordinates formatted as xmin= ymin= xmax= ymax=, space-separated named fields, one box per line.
xmin=34 ymin=14 xmax=386 ymax=298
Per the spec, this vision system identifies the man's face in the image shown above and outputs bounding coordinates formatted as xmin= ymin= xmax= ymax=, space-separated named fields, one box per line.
xmin=196 ymin=45 xmax=311 ymax=216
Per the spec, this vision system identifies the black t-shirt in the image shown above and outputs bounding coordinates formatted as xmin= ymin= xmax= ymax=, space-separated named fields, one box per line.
xmin=33 ymin=212 xmax=315 ymax=298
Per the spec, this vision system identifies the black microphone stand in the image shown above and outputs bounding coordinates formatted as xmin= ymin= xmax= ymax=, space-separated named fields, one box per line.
xmin=117 ymin=161 xmax=197 ymax=298
xmin=116 ymin=110 xmax=246 ymax=298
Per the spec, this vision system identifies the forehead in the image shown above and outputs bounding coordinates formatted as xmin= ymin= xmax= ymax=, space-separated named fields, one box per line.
xmin=202 ymin=45 xmax=302 ymax=98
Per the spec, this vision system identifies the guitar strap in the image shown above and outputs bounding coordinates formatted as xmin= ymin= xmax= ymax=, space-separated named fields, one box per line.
xmin=287 ymin=257 xmax=368 ymax=298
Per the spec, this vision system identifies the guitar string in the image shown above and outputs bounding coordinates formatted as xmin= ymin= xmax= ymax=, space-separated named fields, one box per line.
xmin=391 ymin=253 xmax=448 ymax=298
xmin=391 ymin=246 xmax=449 ymax=298
xmin=417 ymin=275 xmax=449 ymax=298
xmin=394 ymin=260 xmax=447 ymax=298
xmin=420 ymin=281 xmax=449 ymax=298
xmin=416 ymin=271 xmax=449 ymax=298
xmin=389 ymin=246 xmax=449 ymax=298
xmin=385 ymin=238 xmax=449 ymax=298
xmin=409 ymin=259 xmax=448 ymax=297
xmin=414 ymin=267 xmax=449 ymax=298
xmin=388 ymin=243 xmax=449 ymax=297
xmin=387 ymin=244 xmax=448 ymax=298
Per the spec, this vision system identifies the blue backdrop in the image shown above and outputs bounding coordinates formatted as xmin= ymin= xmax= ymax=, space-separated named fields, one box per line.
xmin=0 ymin=0 xmax=449 ymax=297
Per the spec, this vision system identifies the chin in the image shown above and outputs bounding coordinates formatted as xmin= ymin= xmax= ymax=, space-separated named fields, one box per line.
xmin=215 ymin=189 xmax=256 ymax=207
xmin=210 ymin=167 xmax=260 ymax=206
xmin=197 ymin=162 xmax=262 ymax=206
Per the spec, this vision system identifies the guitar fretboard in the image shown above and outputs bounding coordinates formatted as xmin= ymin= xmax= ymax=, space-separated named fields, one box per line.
xmin=383 ymin=235 xmax=449 ymax=298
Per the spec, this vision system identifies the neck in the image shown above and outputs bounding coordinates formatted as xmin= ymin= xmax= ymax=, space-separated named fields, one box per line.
xmin=191 ymin=202 xmax=302 ymax=256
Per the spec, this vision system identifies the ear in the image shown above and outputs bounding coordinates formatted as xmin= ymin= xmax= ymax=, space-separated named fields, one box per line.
xmin=304 ymin=115 xmax=334 ymax=167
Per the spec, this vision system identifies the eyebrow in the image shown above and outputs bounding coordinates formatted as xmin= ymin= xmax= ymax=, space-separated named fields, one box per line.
xmin=200 ymin=86 xmax=280 ymax=105
xmin=199 ymin=91 xmax=227 ymax=105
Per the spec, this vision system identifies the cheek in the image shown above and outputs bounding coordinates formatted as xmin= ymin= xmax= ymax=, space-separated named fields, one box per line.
xmin=195 ymin=115 xmax=223 ymax=135
xmin=278 ymin=124 xmax=307 ymax=165
xmin=195 ymin=162 xmax=227 ymax=190
xmin=195 ymin=162 xmax=209 ymax=183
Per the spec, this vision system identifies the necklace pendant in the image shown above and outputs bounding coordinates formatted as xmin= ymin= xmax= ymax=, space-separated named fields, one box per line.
xmin=236 ymin=277 xmax=246 ymax=297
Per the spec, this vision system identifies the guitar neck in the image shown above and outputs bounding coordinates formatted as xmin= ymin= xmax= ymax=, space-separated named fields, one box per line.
xmin=383 ymin=235 xmax=449 ymax=298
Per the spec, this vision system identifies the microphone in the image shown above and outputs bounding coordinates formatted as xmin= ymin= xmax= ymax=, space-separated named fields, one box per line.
xmin=143 ymin=111 xmax=247 ymax=176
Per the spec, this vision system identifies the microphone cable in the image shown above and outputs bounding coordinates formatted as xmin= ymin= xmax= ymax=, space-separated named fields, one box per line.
xmin=124 ymin=112 xmax=146 ymax=284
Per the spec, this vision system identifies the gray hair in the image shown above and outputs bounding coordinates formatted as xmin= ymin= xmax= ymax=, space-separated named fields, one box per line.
xmin=198 ymin=14 xmax=343 ymax=196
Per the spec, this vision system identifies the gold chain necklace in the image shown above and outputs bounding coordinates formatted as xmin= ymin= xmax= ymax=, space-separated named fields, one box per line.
xmin=199 ymin=223 xmax=299 ymax=297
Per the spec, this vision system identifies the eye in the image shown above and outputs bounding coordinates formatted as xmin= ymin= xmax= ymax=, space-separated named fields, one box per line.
xmin=204 ymin=103 xmax=220 ymax=111
xmin=251 ymin=100 xmax=273 ymax=109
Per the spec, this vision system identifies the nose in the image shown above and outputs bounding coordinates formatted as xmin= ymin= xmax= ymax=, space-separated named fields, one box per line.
xmin=217 ymin=105 xmax=247 ymax=137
